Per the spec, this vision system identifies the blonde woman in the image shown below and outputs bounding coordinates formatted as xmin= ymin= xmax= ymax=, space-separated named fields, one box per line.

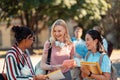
xmin=41 ymin=19 xmax=75 ymax=80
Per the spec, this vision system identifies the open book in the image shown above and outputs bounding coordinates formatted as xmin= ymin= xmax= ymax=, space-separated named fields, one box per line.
xmin=47 ymin=70 xmax=65 ymax=80
xmin=81 ymin=61 xmax=102 ymax=75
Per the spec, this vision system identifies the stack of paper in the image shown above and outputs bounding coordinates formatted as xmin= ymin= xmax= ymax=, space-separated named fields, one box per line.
xmin=47 ymin=70 xmax=65 ymax=80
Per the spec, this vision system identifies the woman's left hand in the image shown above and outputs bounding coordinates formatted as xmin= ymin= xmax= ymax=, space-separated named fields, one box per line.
xmin=35 ymin=75 xmax=48 ymax=80
xmin=80 ymin=65 xmax=90 ymax=77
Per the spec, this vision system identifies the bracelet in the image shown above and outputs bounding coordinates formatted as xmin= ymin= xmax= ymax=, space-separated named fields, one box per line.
xmin=88 ymin=71 xmax=92 ymax=77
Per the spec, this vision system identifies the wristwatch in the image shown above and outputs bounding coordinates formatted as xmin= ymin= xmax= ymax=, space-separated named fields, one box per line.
xmin=88 ymin=71 xmax=92 ymax=77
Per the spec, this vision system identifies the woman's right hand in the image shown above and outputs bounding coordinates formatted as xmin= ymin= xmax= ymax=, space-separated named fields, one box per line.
xmin=62 ymin=59 xmax=76 ymax=69
xmin=34 ymin=75 xmax=48 ymax=80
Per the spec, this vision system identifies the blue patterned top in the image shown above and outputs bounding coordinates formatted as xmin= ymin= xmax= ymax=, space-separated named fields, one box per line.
xmin=103 ymin=38 xmax=108 ymax=52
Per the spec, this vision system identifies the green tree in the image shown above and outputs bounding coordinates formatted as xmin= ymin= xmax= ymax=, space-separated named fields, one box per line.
xmin=0 ymin=0 xmax=111 ymax=47
xmin=101 ymin=0 xmax=120 ymax=48
xmin=0 ymin=0 xmax=111 ymax=29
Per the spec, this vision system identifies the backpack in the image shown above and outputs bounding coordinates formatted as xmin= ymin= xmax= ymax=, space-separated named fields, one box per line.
xmin=35 ymin=40 xmax=52 ymax=75
xmin=85 ymin=52 xmax=117 ymax=80
xmin=107 ymin=41 xmax=113 ymax=57
xmin=99 ymin=54 xmax=117 ymax=80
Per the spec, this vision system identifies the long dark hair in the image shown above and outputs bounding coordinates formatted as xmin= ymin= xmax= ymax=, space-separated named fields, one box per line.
xmin=86 ymin=30 xmax=104 ymax=53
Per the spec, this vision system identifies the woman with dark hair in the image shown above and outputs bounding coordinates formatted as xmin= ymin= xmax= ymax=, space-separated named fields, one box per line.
xmin=5 ymin=26 xmax=47 ymax=80
xmin=93 ymin=26 xmax=108 ymax=53
xmin=80 ymin=30 xmax=111 ymax=80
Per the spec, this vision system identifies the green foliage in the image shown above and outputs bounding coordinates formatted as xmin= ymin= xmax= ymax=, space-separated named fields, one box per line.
xmin=0 ymin=0 xmax=111 ymax=30
xmin=69 ymin=0 xmax=111 ymax=29
xmin=101 ymin=0 xmax=120 ymax=48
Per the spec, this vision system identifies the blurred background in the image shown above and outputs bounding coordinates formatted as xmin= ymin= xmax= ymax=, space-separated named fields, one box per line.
xmin=0 ymin=0 xmax=120 ymax=79
xmin=0 ymin=0 xmax=120 ymax=50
